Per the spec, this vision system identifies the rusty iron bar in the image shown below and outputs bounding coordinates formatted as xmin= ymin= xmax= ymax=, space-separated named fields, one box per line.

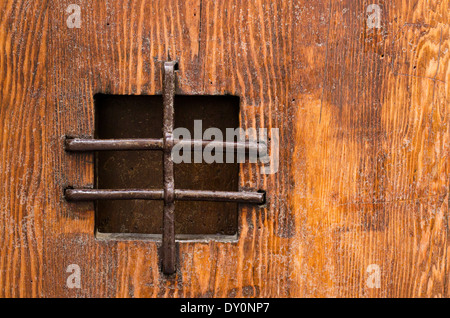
xmin=65 ymin=189 xmax=164 ymax=201
xmin=162 ymin=61 xmax=177 ymax=275
xmin=65 ymin=138 xmax=266 ymax=154
xmin=177 ymin=140 xmax=266 ymax=155
xmin=65 ymin=138 xmax=164 ymax=151
xmin=64 ymin=189 xmax=265 ymax=204
xmin=175 ymin=189 xmax=265 ymax=203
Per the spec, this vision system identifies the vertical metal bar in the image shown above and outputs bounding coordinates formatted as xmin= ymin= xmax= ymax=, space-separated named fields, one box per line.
xmin=162 ymin=61 xmax=177 ymax=275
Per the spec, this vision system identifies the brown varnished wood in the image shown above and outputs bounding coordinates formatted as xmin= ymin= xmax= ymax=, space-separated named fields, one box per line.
xmin=0 ymin=0 xmax=448 ymax=297
xmin=0 ymin=0 xmax=48 ymax=297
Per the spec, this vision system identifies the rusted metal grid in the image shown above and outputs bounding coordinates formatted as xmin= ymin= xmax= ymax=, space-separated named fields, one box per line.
xmin=65 ymin=61 xmax=266 ymax=275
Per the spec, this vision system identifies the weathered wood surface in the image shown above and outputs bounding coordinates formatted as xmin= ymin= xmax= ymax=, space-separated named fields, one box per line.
xmin=0 ymin=0 xmax=448 ymax=297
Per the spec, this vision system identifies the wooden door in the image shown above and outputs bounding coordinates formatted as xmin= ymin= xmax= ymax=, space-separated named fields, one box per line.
xmin=0 ymin=0 xmax=448 ymax=298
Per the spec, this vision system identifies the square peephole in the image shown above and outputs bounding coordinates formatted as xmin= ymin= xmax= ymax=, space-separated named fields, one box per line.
xmin=94 ymin=94 xmax=240 ymax=241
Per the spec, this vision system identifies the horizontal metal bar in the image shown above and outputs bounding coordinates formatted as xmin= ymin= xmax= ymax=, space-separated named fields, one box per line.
xmin=65 ymin=138 xmax=266 ymax=154
xmin=175 ymin=189 xmax=265 ymax=203
xmin=65 ymin=189 xmax=164 ymax=201
xmin=65 ymin=138 xmax=164 ymax=151
xmin=65 ymin=189 xmax=265 ymax=204
xmin=178 ymin=140 xmax=265 ymax=154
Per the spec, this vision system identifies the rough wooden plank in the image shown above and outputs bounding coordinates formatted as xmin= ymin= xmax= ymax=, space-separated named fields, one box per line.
xmin=291 ymin=0 xmax=449 ymax=297
xmin=0 ymin=0 xmax=48 ymax=297
xmin=0 ymin=0 xmax=448 ymax=297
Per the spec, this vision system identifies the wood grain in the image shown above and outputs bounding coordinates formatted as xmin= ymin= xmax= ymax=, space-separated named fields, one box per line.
xmin=0 ymin=0 xmax=448 ymax=297
xmin=0 ymin=0 xmax=48 ymax=297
